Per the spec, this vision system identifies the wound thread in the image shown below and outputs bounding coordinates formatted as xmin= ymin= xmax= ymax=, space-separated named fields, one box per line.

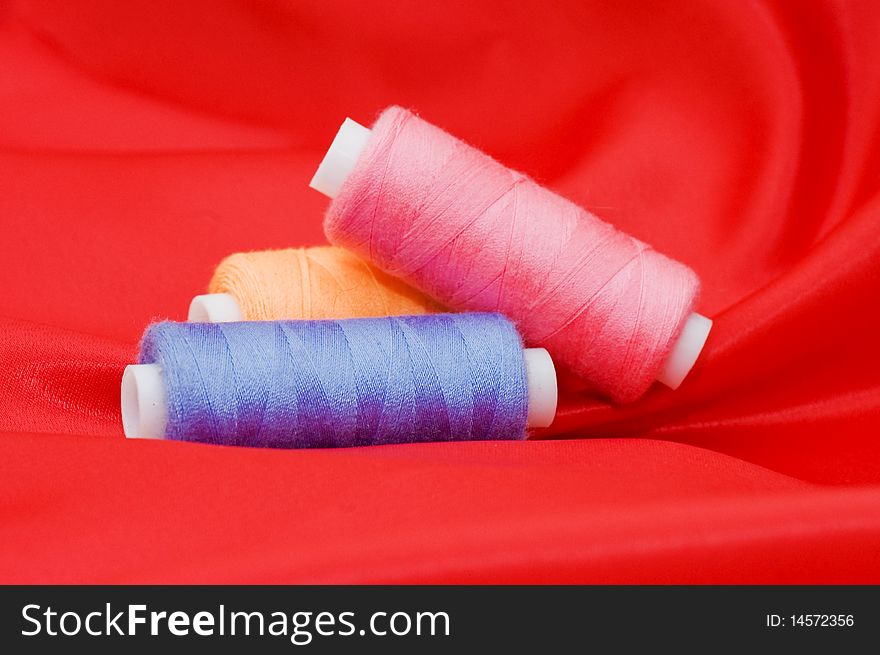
xmin=209 ymin=246 xmax=444 ymax=320
xmin=138 ymin=313 xmax=528 ymax=448
xmin=325 ymin=106 xmax=700 ymax=402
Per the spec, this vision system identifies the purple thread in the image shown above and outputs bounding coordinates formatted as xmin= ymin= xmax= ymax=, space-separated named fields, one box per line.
xmin=138 ymin=313 xmax=528 ymax=448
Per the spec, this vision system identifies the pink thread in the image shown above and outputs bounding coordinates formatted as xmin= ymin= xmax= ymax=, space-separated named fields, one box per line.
xmin=325 ymin=107 xmax=699 ymax=402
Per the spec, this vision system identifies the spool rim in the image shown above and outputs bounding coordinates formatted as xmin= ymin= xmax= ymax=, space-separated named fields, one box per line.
xmin=121 ymin=364 xmax=168 ymax=439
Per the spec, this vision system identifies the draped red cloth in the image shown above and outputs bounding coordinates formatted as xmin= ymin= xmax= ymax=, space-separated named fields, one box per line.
xmin=2 ymin=0 xmax=879 ymax=583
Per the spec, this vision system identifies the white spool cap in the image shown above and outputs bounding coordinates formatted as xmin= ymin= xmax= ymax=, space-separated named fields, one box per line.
xmin=523 ymin=347 xmax=557 ymax=428
xmin=120 ymin=348 xmax=557 ymax=438
xmin=188 ymin=293 xmax=243 ymax=322
xmin=121 ymin=364 xmax=168 ymax=439
xmin=656 ymin=312 xmax=712 ymax=390
xmin=309 ymin=118 xmax=372 ymax=199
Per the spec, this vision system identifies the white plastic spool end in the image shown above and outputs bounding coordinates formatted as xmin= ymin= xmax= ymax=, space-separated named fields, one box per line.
xmin=523 ymin=347 xmax=557 ymax=428
xmin=309 ymin=118 xmax=371 ymax=199
xmin=657 ymin=312 xmax=712 ymax=390
xmin=121 ymin=364 xmax=168 ymax=439
xmin=188 ymin=293 xmax=243 ymax=322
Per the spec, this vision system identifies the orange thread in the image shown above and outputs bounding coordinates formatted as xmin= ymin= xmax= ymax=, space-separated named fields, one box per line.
xmin=209 ymin=246 xmax=444 ymax=320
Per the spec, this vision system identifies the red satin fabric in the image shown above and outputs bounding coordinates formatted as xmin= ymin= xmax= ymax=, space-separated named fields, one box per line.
xmin=1 ymin=0 xmax=879 ymax=583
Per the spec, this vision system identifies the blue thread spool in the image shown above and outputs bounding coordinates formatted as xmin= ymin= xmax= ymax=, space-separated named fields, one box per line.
xmin=121 ymin=314 xmax=557 ymax=448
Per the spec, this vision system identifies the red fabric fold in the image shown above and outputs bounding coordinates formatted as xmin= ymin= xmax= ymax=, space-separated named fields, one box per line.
xmin=1 ymin=0 xmax=879 ymax=582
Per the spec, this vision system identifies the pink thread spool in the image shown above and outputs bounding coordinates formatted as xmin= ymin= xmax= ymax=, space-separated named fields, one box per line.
xmin=310 ymin=107 xmax=711 ymax=402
